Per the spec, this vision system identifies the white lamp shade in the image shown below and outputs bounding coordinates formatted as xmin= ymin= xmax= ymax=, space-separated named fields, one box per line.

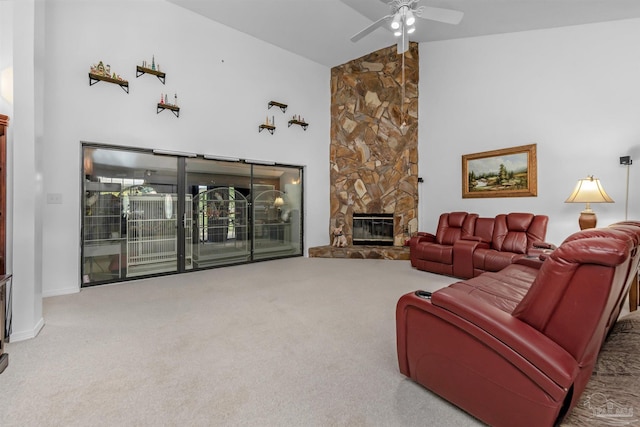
xmin=565 ymin=176 xmax=614 ymax=204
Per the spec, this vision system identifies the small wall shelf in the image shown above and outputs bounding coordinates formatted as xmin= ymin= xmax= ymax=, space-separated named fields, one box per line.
xmin=89 ymin=73 xmax=129 ymax=93
xmin=157 ymin=103 xmax=180 ymax=117
xmin=268 ymin=101 xmax=288 ymax=113
xmin=259 ymin=124 xmax=276 ymax=134
xmin=136 ymin=66 xmax=166 ymax=84
xmin=288 ymin=119 xmax=309 ymax=131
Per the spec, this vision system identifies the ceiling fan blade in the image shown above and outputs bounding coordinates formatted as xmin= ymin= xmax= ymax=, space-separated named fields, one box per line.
xmin=418 ymin=6 xmax=464 ymax=25
xmin=350 ymin=14 xmax=393 ymax=42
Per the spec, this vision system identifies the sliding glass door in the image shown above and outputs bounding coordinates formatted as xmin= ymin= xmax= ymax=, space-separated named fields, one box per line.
xmin=186 ymin=158 xmax=303 ymax=268
xmin=251 ymin=164 xmax=302 ymax=260
xmin=81 ymin=144 xmax=303 ymax=286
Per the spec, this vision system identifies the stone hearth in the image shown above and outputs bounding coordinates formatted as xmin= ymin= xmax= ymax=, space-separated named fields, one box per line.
xmin=308 ymin=245 xmax=410 ymax=260
xmin=329 ymin=43 xmax=419 ymax=247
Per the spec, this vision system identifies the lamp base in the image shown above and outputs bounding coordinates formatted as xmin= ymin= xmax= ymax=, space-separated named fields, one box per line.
xmin=579 ymin=211 xmax=597 ymax=230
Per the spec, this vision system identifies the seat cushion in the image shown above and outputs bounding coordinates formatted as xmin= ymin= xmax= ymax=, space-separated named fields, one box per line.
xmin=415 ymin=242 xmax=454 ymax=264
xmin=448 ymin=263 xmax=538 ymax=313
xmin=473 ymin=248 xmax=525 ymax=273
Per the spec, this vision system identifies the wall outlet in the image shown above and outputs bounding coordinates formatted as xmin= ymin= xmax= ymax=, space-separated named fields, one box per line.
xmin=46 ymin=193 xmax=63 ymax=204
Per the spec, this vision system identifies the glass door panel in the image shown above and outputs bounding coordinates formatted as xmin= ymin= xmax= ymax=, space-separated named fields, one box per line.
xmin=82 ymin=146 xmax=182 ymax=285
xmin=252 ymin=165 xmax=302 ymax=260
xmin=186 ymin=158 xmax=252 ymax=268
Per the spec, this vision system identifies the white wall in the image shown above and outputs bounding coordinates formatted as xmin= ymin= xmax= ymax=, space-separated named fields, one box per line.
xmin=10 ymin=0 xmax=331 ymax=339
xmin=419 ymin=18 xmax=640 ymax=245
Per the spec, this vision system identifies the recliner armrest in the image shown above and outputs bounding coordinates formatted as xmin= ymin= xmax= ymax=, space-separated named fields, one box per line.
xmin=452 ymin=239 xmax=489 ymax=278
xmin=532 ymin=241 xmax=557 ymax=250
xmin=430 ymin=287 xmax=579 ymax=393
xmin=527 ymin=241 xmax=556 ymax=261
xmin=414 ymin=233 xmax=436 ymax=244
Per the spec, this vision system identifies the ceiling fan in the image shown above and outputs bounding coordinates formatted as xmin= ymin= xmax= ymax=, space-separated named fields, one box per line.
xmin=350 ymin=0 xmax=464 ymax=53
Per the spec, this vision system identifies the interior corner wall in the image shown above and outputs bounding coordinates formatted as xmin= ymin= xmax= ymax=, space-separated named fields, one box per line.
xmin=419 ymin=18 xmax=640 ymax=245
xmin=30 ymin=0 xmax=330 ymax=304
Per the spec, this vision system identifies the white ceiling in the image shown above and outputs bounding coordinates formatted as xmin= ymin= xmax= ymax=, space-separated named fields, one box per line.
xmin=166 ymin=0 xmax=640 ymax=68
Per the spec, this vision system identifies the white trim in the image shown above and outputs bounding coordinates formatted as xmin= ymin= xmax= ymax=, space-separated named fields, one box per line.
xmin=10 ymin=316 xmax=45 ymax=342
xmin=43 ymin=286 xmax=79 ymax=298
xmin=152 ymin=149 xmax=197 ymax=158
xmin=203 ymin=154 xmax=241 ymax=162
xmin=244 ymin=159 xmax=276 ymax=165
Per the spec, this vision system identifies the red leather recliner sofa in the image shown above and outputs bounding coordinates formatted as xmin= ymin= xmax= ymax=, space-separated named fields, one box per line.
xmin=410 ymin=212 xmax=549 ymax=279
xmin=397 ymin=224 xmax=640 ymax=427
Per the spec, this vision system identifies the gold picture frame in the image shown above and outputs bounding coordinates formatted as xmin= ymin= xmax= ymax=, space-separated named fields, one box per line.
xmin=462 ymin=144 xmax=537 ymax=198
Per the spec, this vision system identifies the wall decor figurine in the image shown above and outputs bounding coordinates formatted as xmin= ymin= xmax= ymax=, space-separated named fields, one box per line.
xmin=89 ymin=61 xmax=127 ymax=82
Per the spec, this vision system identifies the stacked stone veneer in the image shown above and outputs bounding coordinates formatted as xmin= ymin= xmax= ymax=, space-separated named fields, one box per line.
xmin=330 ymin=43 xmax=419 ymax=246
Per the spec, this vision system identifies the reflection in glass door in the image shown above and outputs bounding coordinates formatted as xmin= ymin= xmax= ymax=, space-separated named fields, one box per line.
xmin=191 ymin=186 xmax=250 ymax=267
xmin=252 ymin=165 xmax=302 ymax=260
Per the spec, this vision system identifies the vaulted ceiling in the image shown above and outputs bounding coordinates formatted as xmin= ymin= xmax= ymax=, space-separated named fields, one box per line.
xmin=166 ymin=0 xmax=640 ymax=67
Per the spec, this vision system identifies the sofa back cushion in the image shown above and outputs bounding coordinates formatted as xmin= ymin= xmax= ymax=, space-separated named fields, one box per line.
xmin=492 ymin=213 xmax=548 ymax=254
xmin=473 ymin=217 xmax=495 ymax=243
xmin=512 ymin=232 xmax=631 ymax=364
xmin=435 ymin=212 xmax=478 ymax=245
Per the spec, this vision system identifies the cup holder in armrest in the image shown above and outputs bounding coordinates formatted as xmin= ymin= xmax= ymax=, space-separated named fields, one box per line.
xmin=415 ymin=290 xmax=432 ymax=299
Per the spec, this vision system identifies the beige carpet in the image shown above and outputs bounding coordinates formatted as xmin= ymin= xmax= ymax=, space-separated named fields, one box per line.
xmin=0 ymin=257 xmax=485 ymax=426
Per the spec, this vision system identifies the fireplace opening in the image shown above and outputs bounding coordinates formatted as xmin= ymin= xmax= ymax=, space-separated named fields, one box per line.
xmin=352 ymin=213 xmax=394 ymax=246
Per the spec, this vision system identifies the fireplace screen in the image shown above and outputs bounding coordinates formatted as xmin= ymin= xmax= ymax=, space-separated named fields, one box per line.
xmin=352 ymin=213 xmax=394 ymax=246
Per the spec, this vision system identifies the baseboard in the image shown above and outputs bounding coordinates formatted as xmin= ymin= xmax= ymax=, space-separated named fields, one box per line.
xmin=43 ymin=286 xmax=79 ymax=298
xmin=9 ymin=316 xmax=44 ymax=342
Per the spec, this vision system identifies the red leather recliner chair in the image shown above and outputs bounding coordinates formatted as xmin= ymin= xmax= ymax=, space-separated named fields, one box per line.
xmin=397 ymin=228 xmax=634 ymax=427
xmin=469 ymin=213 xmax=548 ymax=277
xmin=409 ymin=212 xmax=478 ymax=276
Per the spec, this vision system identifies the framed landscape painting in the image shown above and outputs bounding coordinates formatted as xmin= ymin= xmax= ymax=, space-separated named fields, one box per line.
xmin=462 ymin=144 xmax=537 ymax=198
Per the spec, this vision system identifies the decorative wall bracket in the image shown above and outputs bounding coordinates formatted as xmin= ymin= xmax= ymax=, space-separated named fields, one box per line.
xmin=268 ymin=101 xmax=288 ymax=113
xmin=157 ymin=103 xmax=180 ymax=117
xmin=259 ymin=124 xmax=276 ymax=134
xmin=136 ymin=66 xmax=166 ymax=84
xmin=89 ymin=73 xmax=129 ymax=93
xmin=288 ymin=119 xmax=309 ymax=131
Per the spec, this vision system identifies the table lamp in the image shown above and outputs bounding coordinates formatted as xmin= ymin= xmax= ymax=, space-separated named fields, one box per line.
xmin=565 ymin=175 xmax=614 ymax=229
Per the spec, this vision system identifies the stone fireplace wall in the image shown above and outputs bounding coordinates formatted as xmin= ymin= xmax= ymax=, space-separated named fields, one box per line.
xmin=330 ymin=43 xmax=419 ymax=246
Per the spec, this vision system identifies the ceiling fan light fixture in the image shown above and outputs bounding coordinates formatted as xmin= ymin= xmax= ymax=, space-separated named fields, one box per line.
xmin=391 ymin=14 xmax=401 ymax=30
xmin=394 ymin=29 xmax=402 ymax=37
xmin=405 ymin=9 xmax=416 ymax=26
xmin=407 ymin=25 xmax=416 ymax=34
